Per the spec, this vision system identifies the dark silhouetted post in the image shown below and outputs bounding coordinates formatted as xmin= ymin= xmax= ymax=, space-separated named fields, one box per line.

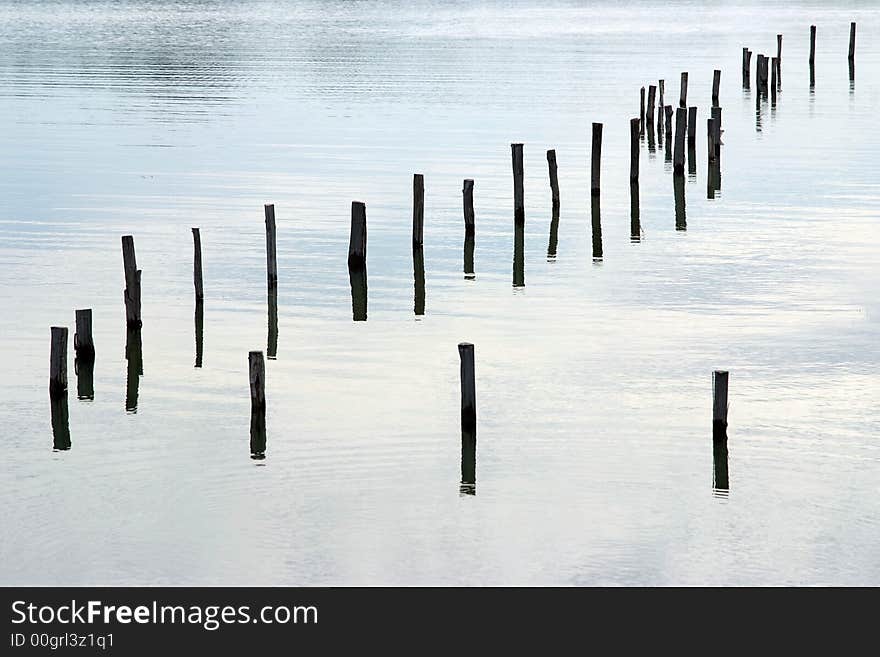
xmin=673 ymin=107 xmax=686 ymax=175
xmin=511 ymin=143 xmax=524 ymax=225
xmin=658 ymin=79 xmax=665 ymax=136
xmin=348 ymin=201 xmax=367 ymax=270
xmin=713 ymin=370 xmax=729 ymax=438
xmin=849 ymin=22 xmax=856 ymax=62
xmin=267 ymin=286 xmax=278 ymax=357
xmin=195 ymin=299 xmax=204 ymax=369
xmin=74 ymin=309 xmax=95 ymax=400
xmin=51 ymin=395 xmax=70 ymax=451
xmin=463 ymin=179 xmax=475 ymax=279
xmin=413 ymin=244 xmax=425 ymax=316
xmin=192 ymin=227 xmax=203 ymax=301
xmin=125 ymin=327 xmax=142 ymax=413
xmin=249 ymin=351 xmax=266 ymax=459
xmin=770 ymin=57 xmax=778 ymax=103
xmin=809 ymin=25 xmax=816 ymax=87
xmin=458 ymin=343 xmax=476 ymax=432
xmin=647 ymin=84 xmax=656 ymax=126
xmin=264 ymin=204 xmax=277 ymax=290
xmin=687 ymin=106 xmax=697 ymax=146
xmin=546 ymin=150 xmax=559 ymax=210
xmin=513 ymin=222 xmax=524 ymax=288
xmin=629 ymin=118 xmax=639 ymax=182
xmin=49 ymin=326 xmax=67 ymax=400
xmin=712 ymin=69 xmax=721 ymax=106
xmin=742 ymin=48 xmax=752 ymax=88
xmin=711 ymin=106 xmax=722 ymax=160
xmin=663 ymin=105 xmax=673 ymax=160
xmin=776 ymin=34 xmax=782 ymax=86
xmin=639 ymin=86 xmax=646 ymax=135
xmin=591 ymin=123 xmax=602 ymax=196
xmin=713 ymin=436 xmax=729 ymax=494
xmin=674 ymin=173 xmax=686 ymax=231
xmin=679 ymin=71 xmax=688 ymax=108
xmin=707 ymin=118 xmax=716 ymax=163
xmin=121 ymin=235 xmax=141 ymax=328
xmin=412 ymin=173 xmax=424 ymax=247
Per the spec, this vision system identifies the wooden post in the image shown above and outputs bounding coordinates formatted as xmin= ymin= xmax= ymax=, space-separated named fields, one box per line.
xmin=629 ymin=118 xmax=639 ymax=182
xmin=264 ymin=204 xmax=277 ymax=290
xmin=687 ymin=106 xmax=697 ymax=146
xmin=673 ymin=107 xmax=686 ymax=175
xmin=776 ymin=34 xmax=782 ymax=86
xmin=511 ymin=143 xmax=524 ymax=225
xmin=647 ymin=84 xmax=656 ymax=125
xmin=121 ymin=235 xmax=141 ymax=328
xmin=849 ymin=22 xmax=856 ymax=61
xmin=412 ymin=173 xmax=424 ymax=247
xmin=546 ymin=150 xmax=559 ymax=210
xmin=770 ymin=57 xmax=778 ymax=102
xmin=590 ymin=195 xmax=602 ymax=260
xmin=348 ymin=201 xmax=367 ymax=270
xmin=711 ymin=106 xmax=722 ymax=155
xmin=249 ymin=351 xmax=266 ymax=459
xmin=657 ymin=79 xmax=665 ymax=136
xmin=664 ymin=105 xmax=673 ymax=139
xmin=73 ymin=309 xmax=94 ymax=361
xmin=713 ymin=370 xmax=729 ymax=435
xmin=707 ymin=118 xmax=716 ymax=163
xmin=458 ymin=343 xmax=476 ymax=432
xmin=413 ymin=244 xmax=425 ymax=316
xmin=679 ymin=71 xmax=688 ymax=108
xmin=639 ymin=86 xmax=646 ymax=134
xmin=463 ymin=179 xmax=475 ymax=236
xmin=590 ymin=123 xmax=602 ymax=196
xmin=630 ymin=180 xmax=640 ymax=242
xmin=712 ymin=69 xmax=721 ymax=106
xmin=49 ymin=326 xmax=68 ymax=399
xmin=809 ymin=25 xmax=816 ymax=86
xmin=742 ymin=47 xmax=751 ymax=87
xmin=192 ymin=227 xmax=203 ymax=301
xmin=674 ymin=172 xmax=686 ymax=231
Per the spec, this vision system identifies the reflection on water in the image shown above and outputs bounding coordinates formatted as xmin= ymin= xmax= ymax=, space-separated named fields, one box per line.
xmin=590 ymin=195 xmax=602 ymax=260
xmin=50 ymin=396 xmax=70 ymax=451
xmin=713 ymin=437 xmax=730 ymax=497
xmin=413 ymin=245 xmax=425 ymax=316
xmin=194 ymin=300 xmax=204 ymax=368
xmin=125 ymin=327 xmax=142 ymax=414
xmin=75 ymin=353 xmax=95 ymax=401
xmin=513 ymin=222 xmax=525 ymax=287
xmin=674 ymin=174 xmax=686 ymax=231
xmin=249 ymin=351 xmax=267 ymax=461
xmin=630 ymin=181 xmax=640 ymax=242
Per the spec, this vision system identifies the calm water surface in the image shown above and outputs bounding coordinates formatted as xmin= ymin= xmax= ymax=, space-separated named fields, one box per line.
xmin=1 ymin=0 xmax=879 ymax=585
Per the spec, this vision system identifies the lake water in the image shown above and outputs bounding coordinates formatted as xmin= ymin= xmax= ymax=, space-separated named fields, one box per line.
xmin=1 ymin=0 xmax=879 ymax=585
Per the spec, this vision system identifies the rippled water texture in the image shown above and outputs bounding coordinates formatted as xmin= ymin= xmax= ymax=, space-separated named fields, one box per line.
xmin=1 ymin=1 xmax=879 ymax=585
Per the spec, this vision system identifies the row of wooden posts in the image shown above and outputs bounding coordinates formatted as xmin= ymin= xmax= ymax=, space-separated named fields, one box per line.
xmin=48 ymin=23 xmax=865 ymax=461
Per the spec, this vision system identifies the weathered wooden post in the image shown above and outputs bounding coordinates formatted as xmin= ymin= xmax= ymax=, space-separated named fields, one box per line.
xmin=712 ymin=69 xmax=721 ymax=106
xmin=463 ymin=179 xmax=475 ymax=278
xmin=458 ymin=343 xmax=476 ymax=432
xmin=770 ymin=57 xmax=778 ymax=103
xmin=707 ymin=118 xmax=716 ymax=163
xmin=267 ymin=286 xmax=278 ymax=357
xmin=249 ymin=351 xmax=266 ymax=459
xmin=125 ymin=327 xmax=142 ymax=413
xmin=849 ymin=22 xmax=856 ymax=62
xmin=673 ymin=107 xmax=686 ymax=175
xmin=413 ymin=243 xmax=425 ymax=316
xmin=629 ymin=118 xmax=639 ymax=182
xmin=679 ymin=71 xmax=688 ymax=108
xmin=348 ymin=201 xmax=367 ymax=270
xmin=687 ymin=106 xmax=697 ymax=146
xmin=264 ymin=204 xmax=277 ymax=290
xmin=412 ymin=173 xmax=424 ymax=247
xmin=713 ymin=370 xmax=729 ymax=438
xmin=194 ymin=299 xmax=204 ymax=369
xmin=74 ymin=309 xmax=95 ymax=400
xmin=591 ymin=123 xmax=602 ymax=196
xmin=511 ymin=143 xmax=524 ymax=225
xmin=50 ymin=394 xmax=70 ymax=451
xmin=776 ymin=34 xmax=782 ymax=86
xmin=809 ymin=25 xmax=816 ymax=86
xmin=647 ymin=84 xmax=656 ymax=126
xmin=121 ymin=235 xmax=141 ymax=328
xmin=639 ymin=86 xmax=646 ymax=135
xmin=712 ymin=436 xmax=729 ymax=493
xmin=49 ymin=327 xmax=68 ymax=400
xmin=742 ymin=48 xmax=752 ymax=87
xmin=759 ymin=54 xmax=770 ymax=94
xmin=663 ymin=105 xmax=673 ymax=159
xmin=546 ymin=150 xmax=559 ymax=210
xmin=191 ymin=227 xmax=203 ymax=302
xmin=657 ymin=79 xmax=665 ymax=137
